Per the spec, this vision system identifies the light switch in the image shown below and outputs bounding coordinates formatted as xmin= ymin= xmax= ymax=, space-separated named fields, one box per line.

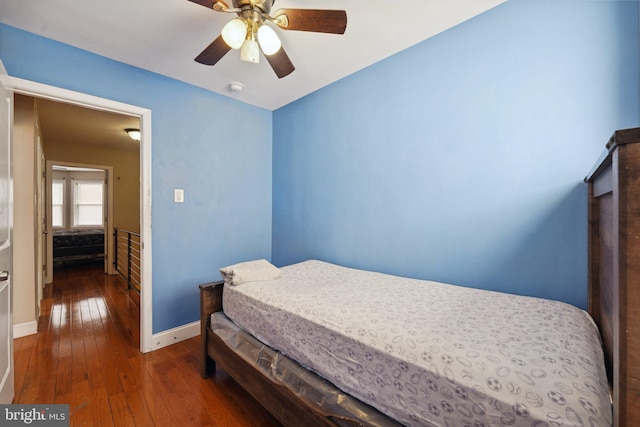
xmin=174 ymin=188 xmax=184 ymax=203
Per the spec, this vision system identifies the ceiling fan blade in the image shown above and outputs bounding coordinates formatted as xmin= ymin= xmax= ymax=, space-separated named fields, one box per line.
xmin=274 ymin=9 xmax=347 ymax=34
xmin=265 ymin=47 xmax=295 ymax=79
xmin=195 ymin=35 xmax=232 ymax=66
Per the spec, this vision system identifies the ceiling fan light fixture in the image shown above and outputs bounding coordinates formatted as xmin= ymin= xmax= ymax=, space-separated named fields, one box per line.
xmin=257 ymin=24 xmax=281 ymax=55
xmin=221 ymin=18 xmax=247 ymax=49
xmin=189 ymin=0 xmax=348 ymax=78
xmin=240 ymin=37 xmax=260 ymax=63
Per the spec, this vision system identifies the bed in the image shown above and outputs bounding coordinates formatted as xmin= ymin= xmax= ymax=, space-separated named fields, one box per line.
xmin=201 ymin=260 xmax=611 ymax=426
xmin=200 ymin=128 xmax=639 ymax=426
xmin=52 ymin=228 xmax=104 ymax=265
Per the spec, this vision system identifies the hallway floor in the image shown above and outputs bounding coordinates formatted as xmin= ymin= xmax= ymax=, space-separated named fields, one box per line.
xmin=12 ymin=263 xmax=282 ymax=426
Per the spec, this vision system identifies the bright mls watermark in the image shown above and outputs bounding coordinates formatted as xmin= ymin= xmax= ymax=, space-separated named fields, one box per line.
xmin=0 ymin=405 xmax=69 ymax=426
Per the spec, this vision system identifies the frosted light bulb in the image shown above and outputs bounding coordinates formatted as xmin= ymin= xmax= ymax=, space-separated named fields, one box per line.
xmin=257 ymin=25 xmax=281 ymax=55
xmin=221 ymin=18 xmax=247 ymax=49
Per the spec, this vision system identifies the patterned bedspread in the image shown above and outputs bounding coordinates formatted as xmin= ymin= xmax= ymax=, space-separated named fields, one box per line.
xmin=222 ymin=260 xmax=611 ymax=427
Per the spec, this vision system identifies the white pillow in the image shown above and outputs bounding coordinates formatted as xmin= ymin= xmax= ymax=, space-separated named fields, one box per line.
xmin=219 ymin=259 xmax=281 ymax=285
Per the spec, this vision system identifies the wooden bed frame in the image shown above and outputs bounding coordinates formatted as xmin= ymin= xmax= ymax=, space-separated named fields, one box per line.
xmin=199 ymin=280 xmax=398 ymax=427
xmin=585 ymin=126 xmax=640 ymax=427
xmin=199 ymin=127 xmax=639 ymax=427
xmin=199 ymin=281 xmax=331 ymax=426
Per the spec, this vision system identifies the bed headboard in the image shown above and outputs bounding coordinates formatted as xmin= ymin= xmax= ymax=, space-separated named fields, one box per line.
xmin=585 ymin=127 xmax=640 ymax=426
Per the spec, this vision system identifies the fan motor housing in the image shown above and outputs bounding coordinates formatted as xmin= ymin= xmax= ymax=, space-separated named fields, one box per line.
xmin=233 ymin=0 xmax=273 ymax=14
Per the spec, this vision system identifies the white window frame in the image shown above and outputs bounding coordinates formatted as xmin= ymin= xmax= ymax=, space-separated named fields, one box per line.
xmin=51 ymin=178 xmax=66 ymax=229
xmin=71 ymin=179 xmax=105 ymax=228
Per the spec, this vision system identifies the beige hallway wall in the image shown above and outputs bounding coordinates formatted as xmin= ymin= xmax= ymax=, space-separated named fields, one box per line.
xmin=12 ymin=95 xmax=38 ymax=326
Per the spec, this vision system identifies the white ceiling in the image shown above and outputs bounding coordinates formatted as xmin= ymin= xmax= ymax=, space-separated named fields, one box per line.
xmin=1 ymin=0 xmax=506 ymax=111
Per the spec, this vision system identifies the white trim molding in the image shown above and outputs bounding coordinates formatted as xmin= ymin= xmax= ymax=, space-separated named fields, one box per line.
xmin=13 ymin=321 xmax=37 ymax=339
xmin=151 ymin=321 xmax=199 ymax=351
xmin=4 ymin=76 xmax=154 ymax=353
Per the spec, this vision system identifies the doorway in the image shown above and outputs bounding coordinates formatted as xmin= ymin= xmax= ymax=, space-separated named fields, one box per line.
xmin=48 ymin=163 xmax=112 ymax=277
xmin=8 ymin=77 xmax=153 ymax=353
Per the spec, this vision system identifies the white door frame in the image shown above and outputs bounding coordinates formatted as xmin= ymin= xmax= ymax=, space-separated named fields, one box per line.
xmin=0 ymin=63 xmax=15 ymax=404
xmin=36 ymin=140 xmax=45 ymax=315
xmin=46 ymin=162 xmax=115 ymax=278
xmin=6 ymin=77 xmax=153 ymax=353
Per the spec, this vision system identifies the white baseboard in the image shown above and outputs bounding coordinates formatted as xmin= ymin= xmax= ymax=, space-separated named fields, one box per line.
xmin=13 ymin=318 xmax=200 ymax=351
xmin=150 ymin=320 xmax=199 ymax=351
xmin=13 ymin=321 xmax=38 ymax=338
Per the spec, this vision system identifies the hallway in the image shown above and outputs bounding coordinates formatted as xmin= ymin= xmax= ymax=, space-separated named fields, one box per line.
xmin=12 ymin=264 xmax=281 ymax=426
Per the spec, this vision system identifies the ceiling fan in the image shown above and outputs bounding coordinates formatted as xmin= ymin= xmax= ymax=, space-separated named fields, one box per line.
xmin=187 ymin=0 xmax=347 ymax=78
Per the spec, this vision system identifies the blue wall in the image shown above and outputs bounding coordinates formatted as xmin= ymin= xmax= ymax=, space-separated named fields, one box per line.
xmin=272 ymin=0 xmax=640 ymax=309
xmin=1 ymin=0 xmax=638 ymax=333
xmin=0 ymin=24 xmax=273 ymax=333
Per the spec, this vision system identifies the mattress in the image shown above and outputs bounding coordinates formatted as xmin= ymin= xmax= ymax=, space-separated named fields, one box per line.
xmin=211 ymin=312 xmax=404 ymax=427
xmin=53 ymin=228 xmax=104 ymax=262
xmin=222 ymin=260 xmax=612 ymax=427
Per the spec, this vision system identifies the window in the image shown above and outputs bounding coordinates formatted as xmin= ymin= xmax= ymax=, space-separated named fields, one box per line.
xmin=73 ymin=180 xmax=104 ymax=227
xmin=52 ymin=168 xmax=105 ymax=230
xmin=52 ymin=179 xmax=65 ymax=228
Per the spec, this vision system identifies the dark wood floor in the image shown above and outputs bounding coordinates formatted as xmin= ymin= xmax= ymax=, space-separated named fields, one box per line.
xmin=13 ymin=263 xmax=283 ymax=427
